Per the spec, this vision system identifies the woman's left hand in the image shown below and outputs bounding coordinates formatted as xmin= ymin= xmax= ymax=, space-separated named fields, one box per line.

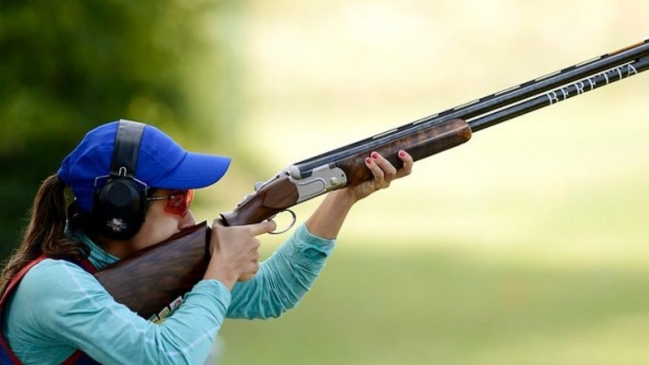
xmin=305 ymin=150 xmax=413 ymax=239
xmin=347 ymin=150 xmax=413 ymax=202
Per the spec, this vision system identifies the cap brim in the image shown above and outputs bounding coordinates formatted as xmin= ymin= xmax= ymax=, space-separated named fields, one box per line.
xmin=149 ymin=152 xmax=232 ymax=190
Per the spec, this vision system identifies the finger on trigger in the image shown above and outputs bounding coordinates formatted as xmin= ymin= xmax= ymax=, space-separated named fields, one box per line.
xmin=249 ymin=220 xmax=276 ymax=236
xmin=266 ymin=220 xmax=277 ymax=233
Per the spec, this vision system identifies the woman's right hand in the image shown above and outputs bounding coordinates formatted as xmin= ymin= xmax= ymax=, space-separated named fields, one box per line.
xmin=204 ymin=219 xmax=276 ymax=289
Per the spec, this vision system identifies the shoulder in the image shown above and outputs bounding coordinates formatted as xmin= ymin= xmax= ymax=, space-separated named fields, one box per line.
xmin=26 ymin=257 xmax=88 ymax=273
xmin=11 ymin=257 xmax=117 ymax=332
xmin=24 ymin=257 xmax=92 ymax=281
xmin=5 ymin=259 xmax=105 ymax=337
xmin=19 ymin=258 xmax=102 ymax=299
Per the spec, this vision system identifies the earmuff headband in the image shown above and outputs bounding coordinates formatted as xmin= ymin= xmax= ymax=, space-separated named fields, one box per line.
xmin=110 ymin=120 xmax=145 ymax=177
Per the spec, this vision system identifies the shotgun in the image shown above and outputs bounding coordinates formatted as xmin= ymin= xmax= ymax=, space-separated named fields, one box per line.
xmin=95 ymin=38 xmax=649 ymax=321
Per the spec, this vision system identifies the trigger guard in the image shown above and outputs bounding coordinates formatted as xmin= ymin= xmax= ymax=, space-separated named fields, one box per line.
xmin=268 ymin=209 xmax=297 ymax=235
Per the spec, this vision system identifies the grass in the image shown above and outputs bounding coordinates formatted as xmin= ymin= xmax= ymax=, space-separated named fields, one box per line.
xmin=216 ymin=241 xmax=649 ymax=365
xmin=194 ymin=3 xmax=649 ymax=363
xmin=208 ymin=145 xmax=649 ymax=364
xmin=199 ymin=90 xmax=649 ymax=364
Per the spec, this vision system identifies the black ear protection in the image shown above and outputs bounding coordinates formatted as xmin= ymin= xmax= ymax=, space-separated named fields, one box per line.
xmin=91 ymin=120 xmax=147 ymax=240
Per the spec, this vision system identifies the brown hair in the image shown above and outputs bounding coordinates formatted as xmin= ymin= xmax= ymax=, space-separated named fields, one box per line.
xmin=0 ymin=174 xmax=89 ymax=294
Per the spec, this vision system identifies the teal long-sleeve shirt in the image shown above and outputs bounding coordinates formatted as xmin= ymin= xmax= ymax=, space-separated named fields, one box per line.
xmin=1 ymin=223 xmax=335 ymax=364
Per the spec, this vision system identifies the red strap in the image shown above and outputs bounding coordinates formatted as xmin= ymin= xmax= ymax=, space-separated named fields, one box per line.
xmin=0 ymin=256 xmax=96 ymax=306
xmin=0 ymin=255 xmax=98 ymax=365
xmin=0 ymin=255 xmax=48 ymax=365
xmin=76 ymin=258 xmax=96 ymax=274
xmin=0 ymin=333 xmax=23 ymax=364
xmin=0 ymin=255 xmax=48 ymax=306
xmin=61 ymin=350 xmax=84 ymax=365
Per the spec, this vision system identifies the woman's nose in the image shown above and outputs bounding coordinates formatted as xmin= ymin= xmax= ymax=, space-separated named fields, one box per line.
xmin=179 ymin=210 xmax=197 ymax=229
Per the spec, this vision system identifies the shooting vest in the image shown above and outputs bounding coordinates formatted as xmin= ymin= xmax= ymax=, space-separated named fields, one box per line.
xmin=0 ymin=255 xmax=100 ymax=365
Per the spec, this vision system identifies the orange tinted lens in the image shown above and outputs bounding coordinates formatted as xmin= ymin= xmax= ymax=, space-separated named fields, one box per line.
xmin=164 ymin=189 xmax=194 ymax=216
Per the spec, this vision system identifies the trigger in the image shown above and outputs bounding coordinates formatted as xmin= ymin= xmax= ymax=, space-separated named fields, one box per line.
xmin=268 ymin=209 xmax=297 ymax=235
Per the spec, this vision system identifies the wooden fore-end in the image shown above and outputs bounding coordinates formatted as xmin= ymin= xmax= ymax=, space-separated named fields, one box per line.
xmin=94 ymin=221 xmax=211 ymax=320
xmin=220 ymin=175 xmax=299 ymax=227
xmin=337 ymin=118 xmax=472 ymax=185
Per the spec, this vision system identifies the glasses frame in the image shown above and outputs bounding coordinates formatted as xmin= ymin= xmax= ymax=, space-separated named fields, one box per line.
xmin=147 ymin=189 xmax=194 ymax=217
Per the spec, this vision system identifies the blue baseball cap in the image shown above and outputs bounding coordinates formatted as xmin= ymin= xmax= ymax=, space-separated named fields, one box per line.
xmin=57 ymin=120 xmax=231 ymax=212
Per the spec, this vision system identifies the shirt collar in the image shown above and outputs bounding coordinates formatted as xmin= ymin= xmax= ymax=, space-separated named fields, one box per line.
xmin=67 ymin=226 xmax=120 ymax=270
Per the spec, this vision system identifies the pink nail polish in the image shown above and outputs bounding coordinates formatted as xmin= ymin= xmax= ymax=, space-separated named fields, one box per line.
xmin=398 ymin=150 xmax=406 ymax=158
xmin=371 ymin=152 xmax=379 ymax=160
xmin=365 ymin=157 xmax=372 ymax=164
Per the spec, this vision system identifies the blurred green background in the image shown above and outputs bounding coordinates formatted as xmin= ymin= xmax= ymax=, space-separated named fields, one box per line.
xmin=2 ymin=1 xmax=649 ymax=364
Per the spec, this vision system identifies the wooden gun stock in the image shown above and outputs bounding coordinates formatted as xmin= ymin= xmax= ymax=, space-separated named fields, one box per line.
xmin=94 ymin=222 xmax=211 ymax=320
xmin=338 ymin=118 xmax=471 ymax=184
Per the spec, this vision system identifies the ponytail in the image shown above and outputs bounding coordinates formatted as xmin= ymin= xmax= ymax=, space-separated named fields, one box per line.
xmin=0 ymin=175 xmax=88 ymax=293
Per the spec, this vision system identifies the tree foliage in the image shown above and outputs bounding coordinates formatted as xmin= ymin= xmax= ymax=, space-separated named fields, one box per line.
xmin=0 ymin=0 xmax=231 ymax=258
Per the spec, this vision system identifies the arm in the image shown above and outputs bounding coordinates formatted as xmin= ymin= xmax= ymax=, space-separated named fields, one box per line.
xmin=226 ymin=222 xmax=334 ymax=319
xmin=225 ymin=151 xmax=413 ymax=319
xmin=94 ymin=152 xmax=412 ymax=322
xmin=306 ymin=150 xmax=413 ymax=239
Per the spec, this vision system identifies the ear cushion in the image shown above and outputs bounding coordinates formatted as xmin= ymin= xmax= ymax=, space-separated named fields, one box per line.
xmin=90 ymin=120 xmax=147 ymax=240
xmin=92 ymin=176 xmax=146 ymax=240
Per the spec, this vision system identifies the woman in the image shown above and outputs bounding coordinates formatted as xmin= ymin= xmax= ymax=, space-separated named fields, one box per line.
xmin=0 ymin=119 xmax=413 ymax=364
